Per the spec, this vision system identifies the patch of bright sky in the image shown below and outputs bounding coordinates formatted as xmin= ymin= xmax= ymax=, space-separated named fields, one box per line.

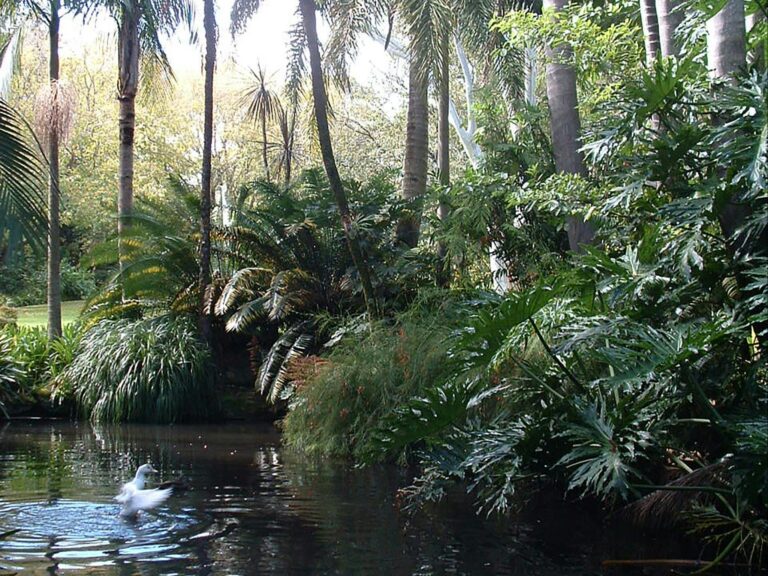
xmin=59 ymin=0 xmax=400 ymax=95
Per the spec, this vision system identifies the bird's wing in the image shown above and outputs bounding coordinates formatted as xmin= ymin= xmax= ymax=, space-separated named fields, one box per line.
xmin=131 ymin=487 xmax=172 ymax=511
xmin=115 ymin=483 xmax=134 ymax=503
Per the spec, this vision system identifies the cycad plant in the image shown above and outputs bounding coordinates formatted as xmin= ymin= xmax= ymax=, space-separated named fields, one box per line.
xmin=216 ymin=168 xmax=424 ymax=402
xmin=83 ymin=175 xmax=202 ymax=319
xmin=215 ymin=169 xmax=368 ymax=402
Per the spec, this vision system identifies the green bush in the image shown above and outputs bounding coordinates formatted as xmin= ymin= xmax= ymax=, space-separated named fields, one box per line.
xmin=2 ymin=324 xmax=81 ymax=392
xmin=0 ymin=332 xmax=23 ymax=416
xmin=0 ymin=260 xmax=97 ymax=306
xmin=63 ymin=315 xmax=217 ymax=423
xmin=282 ymin=314 xmax=458 ymax=461
xmin=0 ymin=324 xmax=82 ymax=414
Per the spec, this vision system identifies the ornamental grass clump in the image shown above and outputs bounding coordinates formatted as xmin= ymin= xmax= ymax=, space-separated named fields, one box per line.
xmin=64 ymin=316 xmax=216 ymax=423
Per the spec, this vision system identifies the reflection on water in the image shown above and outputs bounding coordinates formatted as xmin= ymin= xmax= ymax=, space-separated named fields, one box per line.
xmin=0 ymin=420 xmax=684 ymax=575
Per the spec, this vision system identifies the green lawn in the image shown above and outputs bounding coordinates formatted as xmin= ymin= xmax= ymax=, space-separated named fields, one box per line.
xmin=14 ymin=300 xmax=85 ymax=328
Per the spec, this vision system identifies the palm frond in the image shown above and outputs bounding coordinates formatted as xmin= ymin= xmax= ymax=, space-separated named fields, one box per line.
xmin=256 ymin=323 xmax=313 ymax=402
xmin=0 ymin=98 xmax=47 ymax=252
xmin=399 ymin=0 xmax=453 ymax=84
xmin=230 ymin=0 xmax=261 ymax=35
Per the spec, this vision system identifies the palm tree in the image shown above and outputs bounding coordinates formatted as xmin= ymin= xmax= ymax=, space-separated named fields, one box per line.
xmin=325 ymin=0 xmax=453 ymax=248
xmin=397 ymin=57 xmax=429 ymax=247
xmin=298 ymin=0 xmax=378 ymax=316
xmin=1 ymin=24 xmax=47 ymax=260
xmin=542 ymin=0 xmax=594 ymax=252
xmin=275 ymin=102 xmax=297 ymax=185
xmin=436 ymin=30 xmax=450 ymax=286
xmin=88 ymin=0 xmax=193 ymax=267
xmin=0 ymin=99 xmax=47 ymax=256
xmin=45 ymin=0 xmax=62 ymax=338
xmin=230 ymin=0 xmax=379 ymax=316
xmin=199 ymin=0 xmax=216 ymax=342
xmin=0 ymin=0 xmax=74 ymax=338
xmin=242 ymin=64 xmax=280 ymax=182
xmin=326 ymin=0 xmax=526 ymax=280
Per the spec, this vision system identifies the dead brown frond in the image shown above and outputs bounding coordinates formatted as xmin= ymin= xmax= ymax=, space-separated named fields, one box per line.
xmin=34 ymin=79 xmax=77 ymax=148
xmin=620 ymin=460 xmax=730 ymax=528
xmin=283 ymin=354 xmax=329 ymax=392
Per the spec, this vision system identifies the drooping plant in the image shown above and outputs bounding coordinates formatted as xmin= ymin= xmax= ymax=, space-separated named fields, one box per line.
xmin=63 ymin=315 xmax=216 ymax=423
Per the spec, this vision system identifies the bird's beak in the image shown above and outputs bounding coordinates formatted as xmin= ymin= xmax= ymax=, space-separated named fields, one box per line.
xmin=146 ymin=465 xmax=157 ymax=474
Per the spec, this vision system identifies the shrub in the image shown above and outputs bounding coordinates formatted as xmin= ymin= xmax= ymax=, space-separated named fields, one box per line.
xmin=0 ymin=260 xmax=97 ymax=306
xmin=282 ymin=314 xmax=458 ymax=461
xmin=63 ymin=315 xmax=217 ymax=423
xmin=0 ymin=324 xmax=82 ymax=400
xmin=0 ymin=332 xmax=23 ymax=416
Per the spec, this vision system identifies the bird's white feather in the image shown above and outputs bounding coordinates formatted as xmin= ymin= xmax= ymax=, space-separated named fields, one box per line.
xmin=116 ymin=464 xmax=172 ymax=517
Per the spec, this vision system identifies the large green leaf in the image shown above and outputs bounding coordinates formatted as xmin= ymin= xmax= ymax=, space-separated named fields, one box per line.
xmin=0 ymin=98 xmax=46 ymax=252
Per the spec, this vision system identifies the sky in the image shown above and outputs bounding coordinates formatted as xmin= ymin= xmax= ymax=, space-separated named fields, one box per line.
xmin=58 ymin=0 xmax=395 ymax=88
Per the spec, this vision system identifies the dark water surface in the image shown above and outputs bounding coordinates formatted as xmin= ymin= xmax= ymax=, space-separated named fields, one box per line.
xmin=0 ymin=421 xmax=686 ymax=575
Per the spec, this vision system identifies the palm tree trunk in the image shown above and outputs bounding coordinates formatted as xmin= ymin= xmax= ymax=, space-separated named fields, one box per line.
xmin=47 ymin=0 xmax=62 ymax=339
xmin=436 ymin=31 xmax=450 ymax=287
xmin=397 ymin=57 xmax=429 ymax=248
xmin=707 ymin=0 xmax=747 ymax=243
xmin=285 ymin=107 xmax=295 ymax=185
xmin=655 ymin=0 xmax=683 ymax=58
xmin=117 ymin=1 xmax=140 ymax=269
xmin=706 ymin=0 xmax=746 ymax=83
xmin=543 ymin=0 xmax=594 ymax=253
xmin=298 ymin=0 xmax=378 ymax=317
xmin=199 ymin=0 xmax=215 ymax=342
xmin=639 ymin=0 xmax=661 ymax=66
xmin=261 ymin=113 xmax=270 ymax=182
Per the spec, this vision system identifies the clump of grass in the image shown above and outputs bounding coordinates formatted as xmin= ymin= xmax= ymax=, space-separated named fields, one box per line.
xmin=0 ymin=324 xmax=82 ymax=407
xmin=282 ymin=315 xmax=456 ymax=461
xmin=63 ymin=315 xmax=217 ymax=423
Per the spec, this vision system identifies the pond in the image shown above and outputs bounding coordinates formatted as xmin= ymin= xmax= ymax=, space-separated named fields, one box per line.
xmin=0 ymin=420 xmax=694 ymax=575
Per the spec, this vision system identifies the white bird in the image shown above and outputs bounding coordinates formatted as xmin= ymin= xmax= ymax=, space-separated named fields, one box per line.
xmin=115 ymin=463 xmax=172 ymax=518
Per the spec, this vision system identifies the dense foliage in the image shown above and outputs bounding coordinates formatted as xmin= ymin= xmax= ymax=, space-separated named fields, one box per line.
xmin=283 ymin=306 xmax=462 ymax=460
xmin=62 ymin=315 xmax=217 ymax=423
xmin=1 ymin=0 xmax=766 ymax=569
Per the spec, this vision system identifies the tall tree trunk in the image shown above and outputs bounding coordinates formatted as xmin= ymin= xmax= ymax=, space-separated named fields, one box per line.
xmin=47 ymin=0 xmax=62 ymax=339
xmin=397 ymin=57 xmax=429 ymax=248
xmin=706 ymin=0 xmax=746 ymax=83
xmin=655 ymin=0 xmax=683 ymax=58
xmin=199 ymin=0 xmax=216 ymax=342
xmin=436 ymin=32 xmax=450 ymax=287
xmin=261 ymin=113 xmax=270 ymax=182
xmin=543 ymin=0 xmax=594 ymax=252
xmin=298 ymin=0 xmax=378 ymax=317
xmin=707 ymin=0 xmax=747 ymax=243
xmin=639 ymin=0 xmax=661 ymax=66
xmin=285 ymin=108 xmax=294 ymax=185
xmin=117 ymin=1 xmax=139 ymax=271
